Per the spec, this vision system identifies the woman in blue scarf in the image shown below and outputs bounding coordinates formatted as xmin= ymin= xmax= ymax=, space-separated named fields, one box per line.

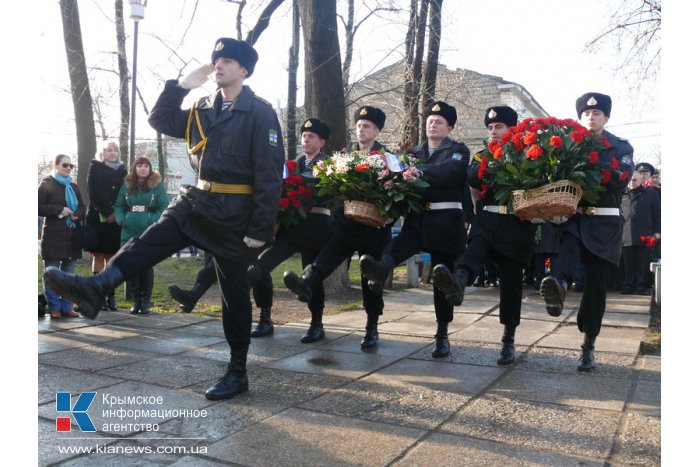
xmin=38 ymin=155 xmax=87 ymax=318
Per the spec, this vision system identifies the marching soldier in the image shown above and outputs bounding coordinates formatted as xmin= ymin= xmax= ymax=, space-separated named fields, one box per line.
xmin=360 ymin=101 xmax=470 ymax=358
xmin=540 ymin=92 xmax=634 ymax=371
xmin=431 ymin=106 xmax=534 ymax=365
xmin=283 ymin=105 xmax=392 ymax=350
xmin=44 ymin=37 xmax=285 ymax=399
xmin=248 ymin=118 xmax=334 ymax=342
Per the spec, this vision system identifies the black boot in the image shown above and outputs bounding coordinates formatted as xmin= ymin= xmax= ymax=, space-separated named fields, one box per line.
xmin=432 ymin=321 xmax=451 ymax=358
xmin=578 ymin=334 xmax=596 ymax=372
xmin=497 ymin=326 xmax=517 ymax=365
xmin=128 ymin=278 xmax=142 ymax=315
xmin=283 ymin=264 xmax=320 ymax=303
xmin=44 ymin=266 xmax=126 ymax=319
xmin=106 ymin=291 xmax=117 ymax=311
xmin=433 ymin=265 xmax=472 ymax=307
xmin=359 ymin=254 xmax=393 ymax=294
xmin=301 ymin=309 xmax=325 ymax=343
xmin=205 ymin=349 xmax=249 ymax=400
xmin=168 ymin=281 xmax=206 ymax=314
xmin=360 ymin=314 xmax=380 ymax=350
xmin=139 ymin=268 xmax=153 ymax=315
xmin=251 ymin=307 xmax=274 ymax=337
xmin=540 ymin=276 xmax=567 ymax=317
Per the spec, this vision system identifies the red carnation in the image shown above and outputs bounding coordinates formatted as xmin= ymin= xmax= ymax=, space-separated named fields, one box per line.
xmin=618 ymin=170 xmax=629 ymax=181
xmin=610 ymin=156 xmax=619 ymax=170
xmin=287 ymin=190 xmax=299 ymax=201
xmin=523 ymin=132 xmax=538 ymax=145
xmin=369 ymin=150 xmax=382 ymax=155
xmin=292 ymin=200 xmax=302 ymax=209
xmin=355 ymin=163 xmax=370 ymax=172
xmin=588 ymin=151 xmax=599 ymax=164
xmin=526 ymin=144 xmax=543 ymax=160
xmin=501 ymin=132 xmax=512 ymax=143
xmin=293 ymin=175 xmax=304 ymax=185
xmin=493 ymin=146 xmax=503 ymax=159
xmin=488 ymin=139 xmax=501 ymax=153
xmin=600 ymin=169 xmax=611 ymax=184
xmin=602 ymin=136 xmax=612 ymax=148
xmin=284 ymin=177 xmax=295 ymax=185
xmin=286 ymin=160 xmax=298 ymax=172
xmin=549 ymin=135 xmax=563 ymax=148
xmin=570 ymin=129 xmax=585 ymax=143
xmin=280 ymin=198 xmax=290 ymax=209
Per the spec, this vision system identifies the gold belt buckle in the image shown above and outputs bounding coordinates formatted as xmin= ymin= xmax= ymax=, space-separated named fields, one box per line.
xmin=498 ymin=206 xmax=509 ymax=214
xmin=584 ymin=207 xmax=596 ymax=215
xmin=201 ymin=181 xmax=212 ymax=191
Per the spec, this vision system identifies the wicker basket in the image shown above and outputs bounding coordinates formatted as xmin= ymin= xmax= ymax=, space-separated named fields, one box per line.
xmin=511 ymin=180 xmax=583 ymax=221
xmin=344 ymin=200 xmax=392 ymax=228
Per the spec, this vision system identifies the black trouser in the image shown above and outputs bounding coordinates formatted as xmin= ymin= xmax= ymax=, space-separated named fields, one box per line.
xmin=313 ymin=229 xmax=389 ymax=317
xmin=389 ymin=224 xmax=457 ymax=323
xmin=622 ymin=245 xmax=650 ymax=292
xmin=552 ymin=232 xmax=613 ymax=338
xmin=195 ymin=252 xmax=218 ymax=290
xmin=112 ymin=216 xmax=252 ymax=352
xmin=252 ymin=239 xmax=324 ymax=313
xmin=458 ymin=235 xmax=525 ymax=328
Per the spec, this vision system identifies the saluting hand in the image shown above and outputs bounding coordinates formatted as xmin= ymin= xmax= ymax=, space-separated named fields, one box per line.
xmin=178 ymin=64 xmax=215 ymax=90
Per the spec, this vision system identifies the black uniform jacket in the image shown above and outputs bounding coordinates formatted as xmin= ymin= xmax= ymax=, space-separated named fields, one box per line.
xmin=622 ymin=185 xmax=660 ymax=247
xmin=278 ymin=152 xmax=333 ymax=250
xmin=560 ymin=129 xmax=634 ymax=266
xmin=468 ymin=150 xmax=533 ymax=265
xmin=148 ymin=80 xmax=285 ymax=260
xmin=402 ymin=137 xmax=470 ymax=256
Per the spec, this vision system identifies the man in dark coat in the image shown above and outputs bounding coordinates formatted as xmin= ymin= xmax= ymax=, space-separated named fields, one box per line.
xmin=283 ymin=105 xmax=393 ymax=351
xmin=431 ymin=105 xmax=534 ymax=365
xmin=621 ymin=171 xmax=661 ymax=294
xmin=44 ymin=38 xmax=285 ymax=400
xmin=360 ymin=101 xmax=470 ymax=358
xmin=248 ymin=118 xmax=334 ymax=342
xmin=540 ymin=92 xmax=634 ymax=371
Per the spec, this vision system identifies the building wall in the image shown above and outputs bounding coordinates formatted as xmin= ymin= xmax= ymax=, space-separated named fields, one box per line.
xmin=347 ymin=62 xmax=549 ymax=155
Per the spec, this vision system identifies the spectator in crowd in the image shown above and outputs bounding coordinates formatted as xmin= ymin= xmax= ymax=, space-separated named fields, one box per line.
xmin=114 ymin=157 xmax=169 ymax=314
xmin=86 ymin=141 xmax=127 ymax=311
xmin=620 ymin=171 xmax=661 ymax=295
xmin=38 ymin=155 xmax=86 ymax=318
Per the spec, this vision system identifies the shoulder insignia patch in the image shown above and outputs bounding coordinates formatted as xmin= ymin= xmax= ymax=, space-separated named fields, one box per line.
xmin=451 ymin=153 xmax=463 ymax=161
xmin=269 ymin=130 xmax=278 ymax=147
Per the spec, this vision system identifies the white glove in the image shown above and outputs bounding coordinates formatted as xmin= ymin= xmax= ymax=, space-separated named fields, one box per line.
xmin=243 ymin=236 xmax=265 ymax=248
xmin=178 ymin=64 xmax=214 ymax=90
xmin=550 ymin=216 xmax=569 ymax=225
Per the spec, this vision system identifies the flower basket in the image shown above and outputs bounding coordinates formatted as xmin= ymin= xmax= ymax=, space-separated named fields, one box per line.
xmin=344 ymin=200 xmax=393 ymax=228
xmin=512 ymin=179 xmax=582 ymax=221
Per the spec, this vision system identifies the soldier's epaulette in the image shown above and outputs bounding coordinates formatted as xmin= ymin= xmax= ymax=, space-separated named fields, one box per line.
xmin=472 ymin=153 xmax=482 ymax=163
xmin=255 ymin=95 xmax=272 ymax=106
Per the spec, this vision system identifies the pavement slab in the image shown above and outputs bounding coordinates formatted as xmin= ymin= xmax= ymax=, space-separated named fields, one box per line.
xmin=516 ymin=346 xmax=637 ymax=380
xmin=627 ymin=380 xmax=661 ymax=417
xmin=395 ymin=431 xmax=604 ymax=466
xmin=488 ymin=369 xmax=633 ymax=412
xmin=262 ymin=348 xmax=402 ymax=379
xmin=377 ymin=311 xmax=481 ymax=337
xmin=537 ymin=322 xmax=645 ymax=354
xmin=440 ymin=395 xmax=620 ymax=459
xmin=38 ymin=316 xmax=94 ymax=334
xmin=178 ymin=339 xmax=305 ymax=366
xmin=634 ymin=355 xmax=661 ymax=382
xmin=39 ymin=332 xmax=95 ymax=354
xmin=39 ymin=343 xmax=161 ymax=372
xmin=318 ymin=331 xmax=432 ymax=358
xmin=104 ymin=331 xmax=225 ymax=355
xmin=206 ymin=407 xmax=426 ymax=466
xmin=38 ymin=364 xmax=123 ymax=405
xmin=38 ymin=418 xmax=116 ymax=466
xmin=450 ymin=315 xmax=561 ymax=346
xmin=610 ymin=411 xmax=661 ymax=466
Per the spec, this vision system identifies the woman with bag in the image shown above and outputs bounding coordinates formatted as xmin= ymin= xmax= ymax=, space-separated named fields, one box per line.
xmin=86 ymin=141 xmax=128 ymax=310
xmin=114 ymin=156 xmax=169 ymax=315
xmin=38 ymin=155 xmax=87 ymax=318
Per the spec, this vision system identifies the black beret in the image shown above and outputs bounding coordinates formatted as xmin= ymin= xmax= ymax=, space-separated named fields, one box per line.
xmin=300 ymin=118 xmax=330 ymax=140
xmin=635 ymin=162 xmax=655 ymax=175
xmin=426 ymin=101 xmax=457 ymax=127
xmin=354 ymin=106 xmax=386 ymax=130
xmin=484 ymin=106 xmax=518 ymax=127
xmin=576 ymin=92 xmax=612 ymax=119
xmin=211 ymin=37 xmax=259 ymax=77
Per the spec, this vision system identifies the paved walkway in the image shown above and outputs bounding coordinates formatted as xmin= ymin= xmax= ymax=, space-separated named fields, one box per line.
xmin=38 ymin=286 xmax=660 ymax=466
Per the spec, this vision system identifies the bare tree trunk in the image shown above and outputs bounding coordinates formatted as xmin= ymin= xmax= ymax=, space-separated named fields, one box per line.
xmin=236 ymin=0 xmax=246 ymax=40
xmin=420 ymin=0 xmax=443 ymax=142
xmin=342 ymin=0 xmax=355 ymax=97
xmin=286 ymin=0 xmax=301 ymax=161
xmin=402 ymin=0 xmax=417 ymax=144
xmin=115 ymin=0 xmax=130 ymax=165
xmin=299 ymin=0 xmax=347 ymax=152
xmin=299 ymin=0 xmax=350 ymax=292
xmin=409 ymin=0 xmax=428 ymax=147
xmin=245 ymin=0 xmax=285 ymax=45
xmin=60 ymin=0 xmax=96 ymax=198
